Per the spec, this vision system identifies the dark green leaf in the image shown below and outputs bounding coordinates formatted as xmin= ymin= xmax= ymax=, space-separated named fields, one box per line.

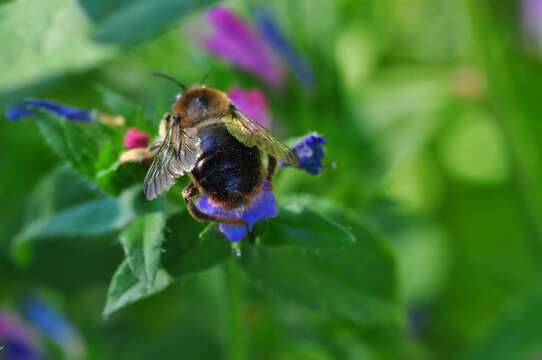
xmin=35 ymin=112 xmax=110 ymax=178
xmin=95 ymin=142 xmax=148 ymax=196
xmin=259 ymin=199 xmax=355 ymax=249
xmin=166 ymin=223 xmax=232 ymax=277
xmin=103 ymin=259 xmax=172 ymax=317
xmin=95 ymin=86 xmax=151 ymax=130
xmin=120 ymin=212 xmax=166 ymax=288
xmin=240 ymin=195 xmax=400 ymax=330
xmin=24 ymin=165 xmax=104 ymax=222
xmin=463 ymin=284 xmax=542 ymax=360
xmin=13 ymin=186 xmax=157 ymax=249
xmin=91 ymin=0 xmax=219 ymax=45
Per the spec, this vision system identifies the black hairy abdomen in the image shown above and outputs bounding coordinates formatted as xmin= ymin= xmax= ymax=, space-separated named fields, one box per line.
xmin=192 ymin=124 xmax=262 ymax=207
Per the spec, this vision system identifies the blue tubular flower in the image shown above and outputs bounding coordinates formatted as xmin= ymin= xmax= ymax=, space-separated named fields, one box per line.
xmin=5 ymin=99 xmax=94 ymax=122
xmin=0 ymin=310 xmax=43 ymax=360
xmin=22 ymin=297 xmax=84 ymax=359
xmin=197 ymin=181 xmax=278 ymax=242
xmin=254 ymin=9 xmax=315 ymax=87
xmin=284 ymin=133 xmax=327 ymax=175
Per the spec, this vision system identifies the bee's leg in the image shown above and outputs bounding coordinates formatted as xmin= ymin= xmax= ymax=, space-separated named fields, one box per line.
xmin=182 ymin=182 xmax=245 ymax=225
xmin=266 ymin=155 xmax=277 ymax=180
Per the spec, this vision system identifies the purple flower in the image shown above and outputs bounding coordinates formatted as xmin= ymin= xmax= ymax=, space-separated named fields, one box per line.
xmin=193 ymin=6 xmax=284 ymax=88
xmin=5 ymin=99 xmax=94 ymax=122
xmin=0 ymin=310 xmax=43 ymax=360
xmin=227 ymin=87 xmax=271 ymax=127
xmin=197 ymin=181 xmax=277 ymax=242
xmin=283 ymin=133 xmax=327 ymax=175
xmin=524 ymin=0 xmax=542 ymax=46
xmin=254 ymin=9 xmax=314 ymax=87
xmin=123 ymin=128 xmax=150 ymax=149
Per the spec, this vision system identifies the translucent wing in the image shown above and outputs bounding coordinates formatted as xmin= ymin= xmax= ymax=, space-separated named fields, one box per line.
xmin=224 ymin=106 xmax=299 ymax=166
xmin=144 ymin=118 xmax=201 ymax=200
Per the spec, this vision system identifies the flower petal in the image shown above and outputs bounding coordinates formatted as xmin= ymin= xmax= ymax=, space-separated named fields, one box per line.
xmin=22 ymin=297 xmax=84 ymax=358
xmin=283 ymin=133 xmax=327 ymax=175
xmin=123 ymin=128 xmax=150 ymax=149
xmin=227 ymin=87 xmax=271 ymax=127
xmin=199 ymin=6 xmax=284 ymax=88
xmin=5 ymin=99 xmax=94 ymax=122
xmin=196 ymin=180 xmax=277 ymax=242
xmin=255 ymin=9 xmax=315 ymax=87
xmin=524 ymin=0 xmax=542 ymax=46
xmin=0 ymin=310 xmax=42 ymax=360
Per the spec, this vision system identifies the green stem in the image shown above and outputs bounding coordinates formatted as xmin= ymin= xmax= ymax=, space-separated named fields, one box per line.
xmin=222 ymin=260 xmax=246 ymax=360
xmin=466 ymin=0 xmax=542 ymax=256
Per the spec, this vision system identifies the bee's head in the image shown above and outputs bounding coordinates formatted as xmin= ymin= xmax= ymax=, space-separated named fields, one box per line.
xmin=172 ymin=85 xmax=230 ymax=127
xmin=151 ymin=72 xmax=229 ymax=127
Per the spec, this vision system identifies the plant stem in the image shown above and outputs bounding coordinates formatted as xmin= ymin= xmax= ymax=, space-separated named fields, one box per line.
xmin=222 ymin=260 xmax=246 ymax=360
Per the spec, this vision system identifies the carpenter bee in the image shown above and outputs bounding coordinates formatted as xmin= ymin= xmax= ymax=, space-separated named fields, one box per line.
xmin=144 ymin=74 xmax=299 ymax=225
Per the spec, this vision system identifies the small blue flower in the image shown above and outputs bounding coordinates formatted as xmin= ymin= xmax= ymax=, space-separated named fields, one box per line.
xmin=255 ymin=9 xmax=315 ymax=87
xmin=0 ymin=310 xmax=43 ymax=360
xmin=283 ymin=133 xmax=327 ymax=175
xmin=5 ymin=99 xmax=94 ymax=122
xmin=22 ymin=297 xmax=84 ymax=358
xmin=197 ymin=181 xmax=277 ymax=242
xmin=2 ymin=339 xmax=43 ymax=360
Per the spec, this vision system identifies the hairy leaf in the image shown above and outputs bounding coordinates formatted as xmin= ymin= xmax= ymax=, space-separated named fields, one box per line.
xmin=120 ymin=212 xmax=166 ymax=288
xmin=103 ymin=259 xmax=172 ymax=317
xmin=241 ymin=196 xmax=400 ymax=331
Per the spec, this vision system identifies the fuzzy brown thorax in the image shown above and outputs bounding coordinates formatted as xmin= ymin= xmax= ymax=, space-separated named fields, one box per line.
xmin=172 ymin=85 xmax=231 ymax=128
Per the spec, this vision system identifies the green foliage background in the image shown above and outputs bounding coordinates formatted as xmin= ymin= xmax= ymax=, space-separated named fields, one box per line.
xmin=1 ymin=0 xmax=541 ymax=359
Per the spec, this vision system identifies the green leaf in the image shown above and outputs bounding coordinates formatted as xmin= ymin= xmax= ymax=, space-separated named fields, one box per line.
xmin=463 ymin=284 xmax=542 ymax=360
xmin=103 ymin=259 xmax=172 ymax=317
xmin=24 ymin=165 xmax=104 ymax=221
xmin=95 ymin=86 xmax=150 ymax=130
xmin=0 ymin=0 xmax=115 ymax=97
xmin=90 ymin=0 xmax=219 ymax=45
xmin=120 ymin=212 xmax=166 ymax=288
xmin=95 ymin=142 xmax=148 ymax=196
xmin=240 ymin=196 xmax=400 ymax=330
xmin=165 ymin=223 xmax=232 ymax=277
xmin=34 ymin=112 xmax=111 ymax=178
xmin=13 ymin=185 xmax=156 ymax=250
xmin=259 ymin=199 xmax=356 ymax=249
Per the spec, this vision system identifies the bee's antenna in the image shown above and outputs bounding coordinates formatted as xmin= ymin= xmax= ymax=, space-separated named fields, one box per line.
xmin=150 ymin=72 xmax=186 ymax=91
xmin=200 ymin=73 xmax=211 ymax=85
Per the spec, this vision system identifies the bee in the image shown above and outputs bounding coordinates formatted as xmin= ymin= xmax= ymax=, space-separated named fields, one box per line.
xmin=144 ymin=74 xmax=299 ymax=225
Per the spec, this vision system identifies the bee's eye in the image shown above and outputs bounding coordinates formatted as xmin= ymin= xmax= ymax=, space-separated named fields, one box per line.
xmin=175 ymin=93 xmax=182 ymax=101
xmin=193 ymin=96 xmax=208 ymax=109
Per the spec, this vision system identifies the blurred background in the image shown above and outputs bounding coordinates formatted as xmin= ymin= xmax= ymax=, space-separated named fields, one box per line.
xmin=1 ymin=0 xmax=542 ymax=359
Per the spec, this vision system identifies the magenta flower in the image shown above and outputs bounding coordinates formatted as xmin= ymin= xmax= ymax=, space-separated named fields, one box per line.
xmin=123 ymin=128 xmax=150 ymax=149
xmin=227 ymin=87 xmax=271 ymax=127
xmin=197 ymin=181 xmax=277 ymax=242
xmin=193 ymin=6 xmax=284 ymax=88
